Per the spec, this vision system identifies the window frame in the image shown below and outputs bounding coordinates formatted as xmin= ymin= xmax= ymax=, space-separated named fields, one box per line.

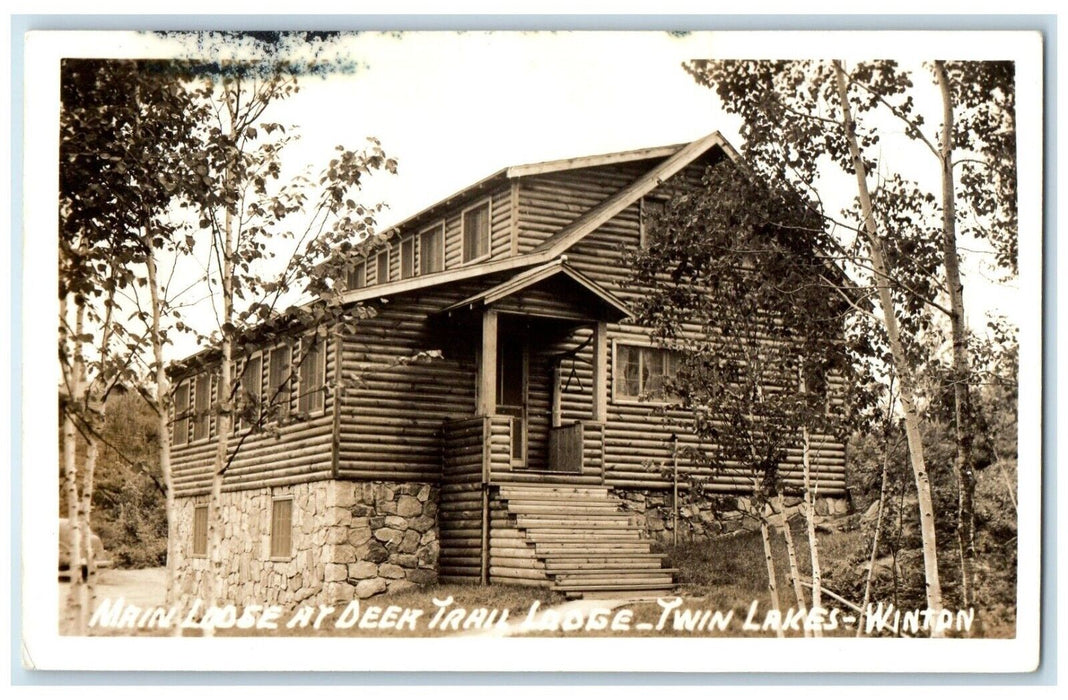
xmin=419 ymin=221 xmax=445 ymax=275
xmin=400 ymin=235 xmax=416 ymax=279
xmin=269 ymin=496 xmax=294 ymax=561
xmin=611 ymin=339 xmax=681 ymax=405
xmin=191 ymin=373 xmax=212 ymax=443
xmin=461 ymin=197 xmax=493 ymax=265
xmin=191 ymin=503 xmax=209 ymax=558
xmin=234 ymin=352 xmax=263 ymax=434
xmin=375 ymin=249 xmax=390 ymax=285
xmin=347 ymin=259 xmax=367 ymax=290
xmin=639 ymin=196 xmax=668 ymax=249
xmin=172 ymin=380 xmax=190 ymax=447
xmin=265 ymin=343 xmax=292 ymax=424
xmin=297 ymin=334 xmax=328 ymax=416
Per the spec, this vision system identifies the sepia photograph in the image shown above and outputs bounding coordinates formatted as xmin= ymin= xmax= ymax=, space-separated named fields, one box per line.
xmin=21 ymin=27 xmax=1044 ymax=674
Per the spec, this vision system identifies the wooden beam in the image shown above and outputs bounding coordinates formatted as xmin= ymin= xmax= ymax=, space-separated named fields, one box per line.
xmin=478 ymin=310 xmax=498 ymax=416
xmin=592 ymin=321 xmax=608 ymax=423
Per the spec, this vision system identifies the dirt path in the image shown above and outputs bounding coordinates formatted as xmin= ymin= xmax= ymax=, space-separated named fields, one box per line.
xmin=60 ymin=567 xmax=168 ymax=629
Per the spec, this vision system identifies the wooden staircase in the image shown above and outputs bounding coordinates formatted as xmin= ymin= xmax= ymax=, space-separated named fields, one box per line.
xmin=496 ymin=485 xmax=676 ymax=599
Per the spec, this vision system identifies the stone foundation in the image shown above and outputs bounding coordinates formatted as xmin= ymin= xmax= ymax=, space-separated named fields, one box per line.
xmin=614 ymin=488 xmax=851 ymax=543
xmin=173 ymin=479 xmax=439 ymax=607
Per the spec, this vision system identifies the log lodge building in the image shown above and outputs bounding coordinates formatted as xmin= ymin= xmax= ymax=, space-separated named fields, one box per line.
xmin=169 ymin=132 xmax=849 ymax=605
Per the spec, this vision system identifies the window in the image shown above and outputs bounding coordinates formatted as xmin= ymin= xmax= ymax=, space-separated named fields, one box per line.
xmin=419 ymin=224 xmax=444 ymax=275
xmin=192 ymin=374 xmax=211 ymax=441
xmin=172 ymin=382 xmax=189 ymax=447
xmin=376 ymin=250 xmax=389 ymax=284
xmin=237 ymin=355 xmax=262 ymax=432
xmin=192 ymin=504 xmax=208 ymax=557
xmin=270 ymin=498 xmax=293 ymax=559
xmin=614 ymin=343 xmax=680 ymax=401
xmin=267 ymin=345 xmax=291 ymax=422
xmin=347 ymin=260 xmax=366 ymax=290
xmin=298 ymin=337 xmax=326 ymax=414
xmin=400 ymin=236 xmax=416 ymax=279
xmin=462 ymin=200 xmax=491 ymax=263
xmin=639 ymin=197 xmax=666 ymax=249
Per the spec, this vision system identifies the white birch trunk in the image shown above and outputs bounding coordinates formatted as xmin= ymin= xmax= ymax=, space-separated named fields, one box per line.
xmin=833 ymin=61 xmax=944 ymax=634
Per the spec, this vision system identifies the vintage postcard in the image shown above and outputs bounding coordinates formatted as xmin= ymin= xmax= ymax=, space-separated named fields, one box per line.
xmin=21 ymin=28 xmax=1043 ymax=673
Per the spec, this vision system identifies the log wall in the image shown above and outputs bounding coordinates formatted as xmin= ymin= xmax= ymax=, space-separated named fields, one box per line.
xmin=170 ymin=337 xmax=340 ymax=497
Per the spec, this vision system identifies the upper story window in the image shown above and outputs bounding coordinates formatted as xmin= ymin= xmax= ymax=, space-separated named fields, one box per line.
xmin=298 ymin=336 xmax=327 ymax=415
xmin=613 ymin=343 xmax=680 ymax=402
xmin=419 ymin=223 xmax=444 ymax=275
xmin=192 ymin=373 xmax=211 ymax=441
xmin=376 ymin=250 xmax=389 ymax=285
xmin=462 ymin=199 xmax=491 ymax=263
xmin=639 ymin=197 xmax=667 ymax=249
xmin=347 ymin=260 xmax=366 ymax=290
xmin=172 ymin=381 xmax=189 ymax=447
xmin=400 ymin=236 xmax=416 ymax=279
xmin=267 ymin=344 xmax=291 ymax=422
xmin=236 ymin=355 xmax=262 ymax=432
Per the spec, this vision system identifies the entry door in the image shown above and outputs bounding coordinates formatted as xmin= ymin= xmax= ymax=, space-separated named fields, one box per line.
xmin=497 ymin=334 xmax=528 ymax=466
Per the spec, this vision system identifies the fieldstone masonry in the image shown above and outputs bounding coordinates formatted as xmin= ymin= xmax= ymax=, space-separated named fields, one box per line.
xmin=615 ymin=488 xmax=850 ymax=542
xmin=173 ymin=479 xmax=439 ymax=607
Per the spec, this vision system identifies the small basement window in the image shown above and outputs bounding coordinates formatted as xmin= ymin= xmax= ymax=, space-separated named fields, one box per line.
xmin=270 ymin=498 xmax=293 ymax=559
xmin=192 ymin=504 xmax=208 ymax=557
xmin=462 ymin=199 xmax=491 ymax=263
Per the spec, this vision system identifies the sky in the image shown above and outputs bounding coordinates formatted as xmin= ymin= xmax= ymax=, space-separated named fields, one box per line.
xmin=44 ymin=30 xmax=1034 ymax=361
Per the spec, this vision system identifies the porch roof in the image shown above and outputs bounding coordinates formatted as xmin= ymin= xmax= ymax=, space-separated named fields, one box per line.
xmin=437 ymin=257 xmax=632 ymax=322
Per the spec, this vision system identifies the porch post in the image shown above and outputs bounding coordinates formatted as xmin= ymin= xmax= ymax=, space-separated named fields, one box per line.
xmin=478 ymin=309 xmax=498 ymax=416
xmin=592 ymin=320 xmax=608 ymax=423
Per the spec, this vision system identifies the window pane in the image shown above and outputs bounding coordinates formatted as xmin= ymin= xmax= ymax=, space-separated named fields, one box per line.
xmin=420 ymin=226 xmax=443 ymax=274
xmin=376 ymin=251 xmax=389 ymax=284
xmin=268 ymin=345 xmax=291 ymax=421
xmin=401 ymin=237 xmax=416 ymax=279
xmin=299 ymin=339 xmax=325 ymax=414
xmin=463 ymin=202 xmax=490 ymax=262
xmin=193 ymin=505 xmax=208 ymax=556
xmin=238 ymin=356 xmax=262 ymax=430
xmin=193 ymin=375 xmax=210 ymax=440
xmin=270 ymin=499 xmax=293 ymax=558
xmin=640 ymin=198 xmax=665 ymax=248
xmin=347 ymin=260 xmax=366 ymax=289
xmin=173 ymin=382 xmax=189 ymax=446
xmin=615 ymin=345 xmax=640 ymax=398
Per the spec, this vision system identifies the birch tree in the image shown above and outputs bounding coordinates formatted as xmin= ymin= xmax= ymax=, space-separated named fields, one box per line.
xmin=630 ymin=161 xmax=855 ymax=633
xmin=172 ymin=43 xmax=396 ymax=618
xmin=59 ymin=58 xmax=204 ymax=629
xmin=684 ymin=59 xmax=1016 ymax=631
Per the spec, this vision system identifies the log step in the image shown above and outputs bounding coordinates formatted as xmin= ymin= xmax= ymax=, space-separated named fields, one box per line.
xmin=499 ymin=486 xmax=610 ymax=498
xmin=535 ymin=544 xmax=656 ymax=555
xmin=507 ymin=504 xmax=622 ymax=515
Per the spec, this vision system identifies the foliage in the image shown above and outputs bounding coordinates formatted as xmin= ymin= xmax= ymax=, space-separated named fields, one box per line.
xmin=629 ymin=161 xmax=857 ymax=501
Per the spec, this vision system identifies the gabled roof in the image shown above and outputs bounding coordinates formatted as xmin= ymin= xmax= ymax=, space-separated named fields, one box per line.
xmin=377 ymin=133 xmax=732 ymax=247
xmin=532 ymin=131 xmax=735 ymax=258
xmin=438 ymin=257 xmax=632 ymax=321
xmin=338 ymin=130 xmax=734 ymax=307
